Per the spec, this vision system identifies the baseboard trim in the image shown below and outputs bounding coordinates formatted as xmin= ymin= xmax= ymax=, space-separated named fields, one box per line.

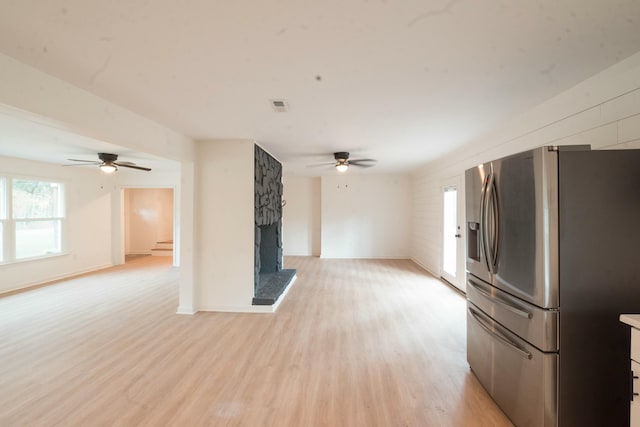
xmin=409 ymin=258 xmax=466 ymax=296
xmin=197 ymin=305 xmax=274 ymax=313
xmin=409 ymin=257 xmax=439 ymax=277
xmin=319 ymin=255 xmax=411 ymax=260
xmin=0 ymin=263 xmax=114 ymax=296
xmin=440 ymin=276 xmax=466 ymax=296
xmin=176 ymin=306 xmax=197 ymax=315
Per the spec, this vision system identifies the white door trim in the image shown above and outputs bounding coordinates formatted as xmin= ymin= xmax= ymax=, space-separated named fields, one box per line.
xmin=441 ymin=175 xmax=466 ymax=293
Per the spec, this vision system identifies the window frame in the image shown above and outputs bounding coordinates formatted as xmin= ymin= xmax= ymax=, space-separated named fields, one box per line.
xmin=0 ymin=174 xmax=67 ymax=265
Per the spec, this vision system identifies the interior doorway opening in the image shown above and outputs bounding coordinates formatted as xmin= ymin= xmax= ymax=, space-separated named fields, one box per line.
xmin=123 ymin=188 xmax=175 ymax=263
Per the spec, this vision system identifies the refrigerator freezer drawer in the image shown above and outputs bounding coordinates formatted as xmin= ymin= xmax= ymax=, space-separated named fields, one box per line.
xmin=467 ymin=274 xmax=558 ymax=352
xmin=467 ymin=302 xmax=557 ymax=427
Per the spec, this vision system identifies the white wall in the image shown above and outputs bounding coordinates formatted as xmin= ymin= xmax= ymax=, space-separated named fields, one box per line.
xmin=156 ymin=189 xmax=174 ymax=242
xmin=124 ymin=188 xmax=173 ymax=254
xmin=321 ymin=174 xmax=411 ymax=259
xmin=195 ymin=140 xmax=255 ymax=312
xmin=282 ymin=176 xmax=321 ymax=256
xmin=411 ymin=51 xmax=640 ymax=278
xmin=178 ymin=161 xmax=196 ymax=314
xmin=0 ymin=156 xmax=114 ymax=294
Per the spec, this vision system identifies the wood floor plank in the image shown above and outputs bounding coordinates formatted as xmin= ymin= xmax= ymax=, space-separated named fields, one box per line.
xmin=0 ymin=256 xmax=513 ymax=426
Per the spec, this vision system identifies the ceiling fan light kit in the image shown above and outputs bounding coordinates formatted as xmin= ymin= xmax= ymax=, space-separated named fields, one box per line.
xmin=100 ymin=163 xmax=117 ymax=173
xmin=332 ymin=152 xmax=376 ymax=173
xmin=304 ymin=151 xmax=378 ymax=172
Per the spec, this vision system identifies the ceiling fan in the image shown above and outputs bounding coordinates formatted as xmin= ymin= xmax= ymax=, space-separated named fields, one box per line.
xmin=65 ymin=153 xmax=152 ymax=173
xmin=329 ymin=152 xmax=377 ymax=172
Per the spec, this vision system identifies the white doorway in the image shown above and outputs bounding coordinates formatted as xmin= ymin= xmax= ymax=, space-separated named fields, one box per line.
xmin=442 ymin=177 xmax=465 ymax=292
xmin=123 ymin=188 xmax=175 ymax=263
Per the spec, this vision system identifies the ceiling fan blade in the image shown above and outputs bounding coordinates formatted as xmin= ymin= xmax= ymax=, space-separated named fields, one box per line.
xmin=116 ymin=161 xmax=136 ymax=166
xmin=62 ymin=163 xmax=99 ymax=167
xmin=349 ymin=159 xmax=377 ymax=167
xmin=115 ymin=163 xmax=152 ymax=171
xmin=306 ymin=162 xmax=335 ymax=168
xmin=67 ymin=159 xmax=101 ymax=163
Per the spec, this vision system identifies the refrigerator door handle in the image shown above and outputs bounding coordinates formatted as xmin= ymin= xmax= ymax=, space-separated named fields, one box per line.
xmin=480 ymin=173 xmax=492 ymax=274
xmin=489 ymin=174 xmax=499 ymax=272
xmin=482 ymin=172 xmax=498 ymax=274
xmin=469 ymin=306 xmax=532 ymax=360
xmin=468 ymin=278 xmax=532 ymax=319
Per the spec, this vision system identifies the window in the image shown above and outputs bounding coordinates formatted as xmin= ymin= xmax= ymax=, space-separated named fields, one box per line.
xmin=0 ymin=176 xmax=65 ymax=264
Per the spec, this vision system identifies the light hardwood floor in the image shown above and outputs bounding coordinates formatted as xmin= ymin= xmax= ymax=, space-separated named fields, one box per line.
xmin=0 ymin=256 xmax=513 ymax=426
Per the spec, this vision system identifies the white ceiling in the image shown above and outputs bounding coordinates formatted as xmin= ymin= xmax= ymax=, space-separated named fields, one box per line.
xmin=0 ymin=105 xmax=175 ymax=173
xmin=1 ymin=1 xmax=640 ymax=175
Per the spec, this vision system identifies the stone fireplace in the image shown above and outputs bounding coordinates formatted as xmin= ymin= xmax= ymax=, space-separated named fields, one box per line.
xmin=253 ymin=145 xmax=295 ymax=305
xmin=257 ymin=222 xmax=281 ymax=273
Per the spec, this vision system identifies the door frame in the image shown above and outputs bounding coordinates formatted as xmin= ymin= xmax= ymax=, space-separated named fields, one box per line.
xmin=113 ymin=185 xmax=178 ymax=267
xmin=441 ymin=175 xmax=466 ymax=293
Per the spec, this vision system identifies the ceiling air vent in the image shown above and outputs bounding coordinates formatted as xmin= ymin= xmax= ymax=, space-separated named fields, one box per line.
xmin=270 ymin=99 xmax=288 ymax=112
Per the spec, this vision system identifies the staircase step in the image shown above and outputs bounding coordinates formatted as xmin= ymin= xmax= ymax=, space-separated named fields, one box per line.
xmin=151 ymin=248 xmax=173 ymax=256
xmin=155 ymin=242 xmax=174 ymax=250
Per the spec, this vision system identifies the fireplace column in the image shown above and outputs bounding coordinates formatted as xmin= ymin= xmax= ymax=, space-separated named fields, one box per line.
xmin=254 ymin=145 xmax=284 ymax=292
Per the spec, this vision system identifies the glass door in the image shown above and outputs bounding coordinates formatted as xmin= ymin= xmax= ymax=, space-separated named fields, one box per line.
xmin=442 ymin=177 xmax=465 ymax=292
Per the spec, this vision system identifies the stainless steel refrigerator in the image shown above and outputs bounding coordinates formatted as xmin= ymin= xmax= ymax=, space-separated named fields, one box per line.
xmin=465 ymin=145 xmax=640 ymax=427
